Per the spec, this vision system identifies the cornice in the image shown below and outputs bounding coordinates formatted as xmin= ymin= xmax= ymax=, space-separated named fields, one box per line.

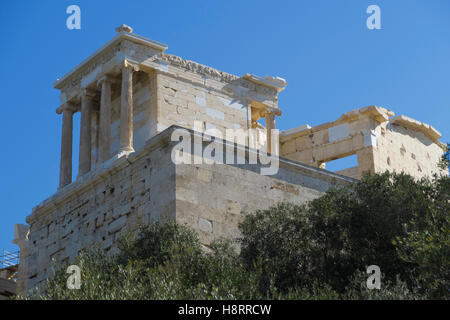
xmin=243 ymin=74 xmax=288 ymax=93
xmin=390 ymin=115 xmax=442 ymax=142
xmin=158 ymin=53 xmax=238 ymax=84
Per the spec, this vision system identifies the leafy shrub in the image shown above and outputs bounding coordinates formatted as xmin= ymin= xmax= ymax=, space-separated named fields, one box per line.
xmin=239 ymin=172 xmax=449 ymax=298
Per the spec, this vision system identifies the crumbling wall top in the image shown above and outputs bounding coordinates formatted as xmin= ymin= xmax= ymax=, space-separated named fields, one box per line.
xmin=337 ymin=105 xmax=394 ymax=123
xmin=280 ymin=105 xmax=393 ymax=142
xmin=390 ymin=115 xmax=442 ymax=143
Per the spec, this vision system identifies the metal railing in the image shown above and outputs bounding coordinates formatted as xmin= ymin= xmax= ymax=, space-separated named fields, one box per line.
xmin=0 ymin=250 xmax=19 ymax=269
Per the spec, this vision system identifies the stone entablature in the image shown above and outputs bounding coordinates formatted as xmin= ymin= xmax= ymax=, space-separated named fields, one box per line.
xmin=280 ymin=106 xmax=447 ymax=179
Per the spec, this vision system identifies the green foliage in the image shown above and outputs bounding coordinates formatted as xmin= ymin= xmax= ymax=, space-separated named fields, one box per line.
xmin=19 ymin=172 xmax=448 ymax=300
xmin=239 ymin=172 xmax=448 ymax=299
xmin=341 ymin=271 xmax=424 ymax=300
xmin=394 ymin=175 xmax=450 ymax=299
xmin=438 ymin=142 xmax=450 ymax=171
xmin=27 ymin=223 xmax=281 ymax=300
xmin=116 ymin=222 xmax=202 ymax=269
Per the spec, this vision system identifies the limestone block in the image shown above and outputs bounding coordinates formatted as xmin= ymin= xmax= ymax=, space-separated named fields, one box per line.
xmin=108 ymin=215 xmax=127 ymax=234
xmin=113 ymin=204 xmax=130 ymax=219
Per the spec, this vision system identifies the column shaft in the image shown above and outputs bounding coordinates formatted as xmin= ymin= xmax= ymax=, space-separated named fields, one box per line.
xmin=119 ymin=66 xmax=134 ymax=153
xmin=91 ymin=109 xmax=99 ymax=167
xmin=265 ymin=112 xmax=275 ymax=154
xmin=78 ymin=89 xmax=95 ymax=176
xmin=59 ymin=106 xmax=74 ymax=188
xmin=99 ymin=78 xmax=112 ymax=162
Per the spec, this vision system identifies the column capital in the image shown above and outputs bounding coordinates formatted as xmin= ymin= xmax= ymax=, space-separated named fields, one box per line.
xmin=56 ymin=101 xmax=77 ymax=114
xmin=121 ymin=59 xmax=140 ymax=72
xmin=264 ymin=106 xmax=282 ymax=117
xmin=97 ymin=75 xmax=119 ymax=87
xmin=81 ymin=87 xmax=98 ymax=99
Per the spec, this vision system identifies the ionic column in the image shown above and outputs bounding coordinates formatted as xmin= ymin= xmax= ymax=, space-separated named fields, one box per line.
xmin=264 ymin=107 xmax=282 ymax=154
xmin=91 ymin=108 xmax=99 ymax=168
xmin=78 ymin=88 xmax=96 ymax=176
xmin=59 ymin=102 xmax=76 ymax=188
xmin=98 ymin=76 xmax=113 ymax=162
xmin=119 ymin=62 xmax=137 ymax=154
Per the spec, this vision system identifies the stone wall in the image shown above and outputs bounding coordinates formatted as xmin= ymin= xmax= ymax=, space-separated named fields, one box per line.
xmin=176 ymin=157 xmax=354 ymax=245
xmin=156 ymin=72 xmax=250 ymax=135
xmin=23 ymin=129 xmax=177 ymax=292
xmin=18 ymin=126 xmax=355 ymax=294
xmin=372 ymin=116 xmax=446 ymax=178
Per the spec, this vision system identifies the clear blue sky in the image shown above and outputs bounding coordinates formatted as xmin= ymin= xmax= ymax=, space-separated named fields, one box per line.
xmin=1 ymin=0 xmax=449 ymax=253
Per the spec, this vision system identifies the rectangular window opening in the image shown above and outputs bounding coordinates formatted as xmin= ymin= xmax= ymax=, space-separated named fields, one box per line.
xmin=324 ymin=154 xmax=358 ymax=178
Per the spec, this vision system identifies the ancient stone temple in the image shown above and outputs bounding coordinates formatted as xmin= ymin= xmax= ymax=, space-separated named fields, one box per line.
xmin=13 ymin=25 xmax=447 ymax=294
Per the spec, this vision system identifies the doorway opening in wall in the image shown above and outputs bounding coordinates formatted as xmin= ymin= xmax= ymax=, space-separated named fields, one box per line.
xmin=323 ymin=153 xmax=358 ymax=179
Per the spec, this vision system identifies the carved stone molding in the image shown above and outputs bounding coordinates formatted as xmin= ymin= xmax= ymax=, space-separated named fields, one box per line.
xmin=264 ymin=106 xmax=282 ymax=117
xmin=159 ymin=53 xmax=238 ymax=83
xmin=62 ymin=45 xmax=121 ymax=94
